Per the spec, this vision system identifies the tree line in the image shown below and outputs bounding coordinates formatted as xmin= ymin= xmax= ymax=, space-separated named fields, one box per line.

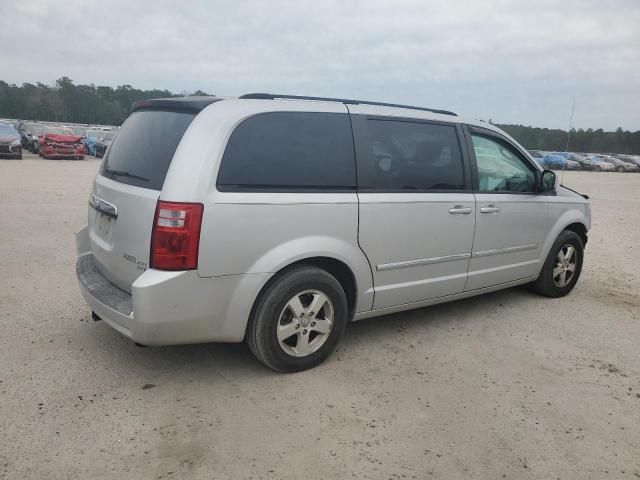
xmin=0 ymin=77 xmax=210 ymax=127
xmin=1 ymin=77 xmax=638 ymax=154
xmin=497 ymin=124 xmax=640 ymax=155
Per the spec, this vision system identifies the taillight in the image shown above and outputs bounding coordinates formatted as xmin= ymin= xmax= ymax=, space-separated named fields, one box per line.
xmin=150 ymin=201 xmax=204 ymax=271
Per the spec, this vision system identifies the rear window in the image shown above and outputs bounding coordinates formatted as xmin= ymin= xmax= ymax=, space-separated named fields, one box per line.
xmin=101 ymin=110 xmax=195 ymax=190
xmin=216 ymin=112 xmax=356 ymax=191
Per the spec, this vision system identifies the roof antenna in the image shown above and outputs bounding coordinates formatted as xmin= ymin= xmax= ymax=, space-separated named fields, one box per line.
xmin=561 ymin=96 xmax=575 ymax=186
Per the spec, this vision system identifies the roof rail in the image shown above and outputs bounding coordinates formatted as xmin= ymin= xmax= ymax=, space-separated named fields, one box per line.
xmin=239 ymin=93 xmax=457 ymax=116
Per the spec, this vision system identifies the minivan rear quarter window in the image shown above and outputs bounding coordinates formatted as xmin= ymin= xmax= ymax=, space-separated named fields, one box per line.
xmin=101 ymin=110 xmax=195 ymax=190
xmin=217 ymin=112 xmax=356 ymax=191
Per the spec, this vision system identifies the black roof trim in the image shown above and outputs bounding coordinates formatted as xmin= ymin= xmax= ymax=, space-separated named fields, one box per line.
xmin=132 ymin=96 xmax=221 ymax=113
xmin=239 ymin=93 xmax=457 ymax=116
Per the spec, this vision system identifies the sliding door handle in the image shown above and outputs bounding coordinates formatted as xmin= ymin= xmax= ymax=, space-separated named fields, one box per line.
xmin=480 ymin=205 xmax=501 ymax=214
xmin=449 ymin=205 xmax=472 ymax=215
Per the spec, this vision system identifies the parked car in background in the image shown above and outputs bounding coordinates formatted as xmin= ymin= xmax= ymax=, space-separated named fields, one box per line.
xmin=69 ymin=126 xmax=88 ymax=137
xmin=542 ymin=153 xmax=580 ymax=170
xmin=83 ymin=130 xmax=104 ymax=156
xmin=39 ymin=126 xmax=85 ymax=159
xmin=94 ymin=131 xmax=116 ymax=158
xmin=611 ymin=154 xmax=640 ymax=169
xmin=18 ymin=123 xmax=32 ymax=149
xmin=625 ymin=156 xmax=640 ymax=168
xmin=587 ymin=156 xmax=615 ymax=172
xmin=594 ymin=155 xmax=639 ymax=173
xmin=554 ymin=152 xmax=595 ymax=170
xmin=0 ymin=123 xmax=23 ymax=159
xmin=30 ymin=125 xmax=45 ymax=153
xmin=76 ymin=94 xmax=591 ymax=372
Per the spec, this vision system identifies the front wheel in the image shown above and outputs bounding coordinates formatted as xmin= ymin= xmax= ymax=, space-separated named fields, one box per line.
xmin=531 ymin=230 xmax=584 ymax=298
xmin=246 ymin=266 xmax=348 ymax=372
xmin=617 ymin=166 xmax=625 ymax=173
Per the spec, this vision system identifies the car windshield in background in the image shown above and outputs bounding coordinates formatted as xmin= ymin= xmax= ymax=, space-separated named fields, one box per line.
xmin=101 ymin=109 xmax=195 ymax=190
xmin=47 ymin=128 xmax=71 ymax=135
xmin=0 ymin=125 xmax=17 ymax=135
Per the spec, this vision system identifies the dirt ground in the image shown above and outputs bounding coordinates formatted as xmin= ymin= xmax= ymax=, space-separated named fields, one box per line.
xmin=1 ymin=154 xmax=639 ymax=480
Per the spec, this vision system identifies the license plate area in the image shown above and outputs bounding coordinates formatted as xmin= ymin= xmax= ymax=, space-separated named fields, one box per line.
xmin=93 ymin=211 xmax=114 ymax=242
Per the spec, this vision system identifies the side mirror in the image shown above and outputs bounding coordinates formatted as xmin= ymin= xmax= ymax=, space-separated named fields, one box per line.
xmin=539 ymin=169 xmax=556 ymax=192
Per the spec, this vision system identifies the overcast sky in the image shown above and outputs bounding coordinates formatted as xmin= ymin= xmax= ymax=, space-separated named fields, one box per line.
xmin=3 ymin=0 xmax=639 ymax=130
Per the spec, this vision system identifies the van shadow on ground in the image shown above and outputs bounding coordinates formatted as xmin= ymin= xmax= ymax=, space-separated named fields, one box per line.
xmin=82 ymin=285 xmax=538 ymax=381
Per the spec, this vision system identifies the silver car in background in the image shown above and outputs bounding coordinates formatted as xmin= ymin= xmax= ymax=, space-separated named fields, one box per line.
xmin=76 ymin=94 xmax=591 ymax=372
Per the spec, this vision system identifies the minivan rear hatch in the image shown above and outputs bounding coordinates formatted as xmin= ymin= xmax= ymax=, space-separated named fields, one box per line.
xmin=88 ymin=98 xmax=219 ymax=292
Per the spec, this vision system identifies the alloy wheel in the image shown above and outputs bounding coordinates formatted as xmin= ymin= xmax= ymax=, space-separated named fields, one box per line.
xmin=277 ymin=289 xmax=334 ymax=357
xmin=553 ymin=245 xmax=577 ymax=288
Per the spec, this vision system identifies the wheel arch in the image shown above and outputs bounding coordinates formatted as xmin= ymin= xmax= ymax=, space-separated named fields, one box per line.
xmin=564 ymin=222 xmax=588 ymax=247
xmin=541 ymin=209 xmax=589 ymax=262
xmin=249 ymin=256 xmax=361 ymax=328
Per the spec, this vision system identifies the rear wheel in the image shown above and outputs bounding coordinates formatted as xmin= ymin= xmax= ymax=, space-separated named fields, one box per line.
xmin=246 ymin=266 xmax=348 ymax=372
xmin=531 ymin=230 xmax=583 ymax=298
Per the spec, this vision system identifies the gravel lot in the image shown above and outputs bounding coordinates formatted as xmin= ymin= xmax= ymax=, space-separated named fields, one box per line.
xmin=1 ymin=154 xmax=639 ymax=480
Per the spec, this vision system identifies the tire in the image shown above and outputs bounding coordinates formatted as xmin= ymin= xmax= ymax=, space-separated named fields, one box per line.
xmin=593 ymin=165 xmax=601 ymax=172
xmin=617 ymin=166 xmax=624 ymax=173
xmin=531 ymin=230 xmax=584 ymax=298
xmin=246 ymin=265 xmax=348 ymax=372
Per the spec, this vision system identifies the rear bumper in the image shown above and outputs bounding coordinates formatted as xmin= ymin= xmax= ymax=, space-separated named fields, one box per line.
xmin=75 ymin=226 xmax=269 ymax=346
xmin=76 ymin=253 xmax=135 ymax=339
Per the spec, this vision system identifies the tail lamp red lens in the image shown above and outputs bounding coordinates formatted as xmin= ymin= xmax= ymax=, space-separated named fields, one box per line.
xmin=150 ymin=201 xmax=204 ymax=270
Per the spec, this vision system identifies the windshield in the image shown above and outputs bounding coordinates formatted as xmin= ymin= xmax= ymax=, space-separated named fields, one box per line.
xmin=101 ymin=109 xmax=195 ymax=190
xmin=46 ymin=127 xmax=72 ymax=136
xmin=0 ymin=125 xmax=18 ymax=135
xmin=102 ymin=132 xmax=115 ymax=141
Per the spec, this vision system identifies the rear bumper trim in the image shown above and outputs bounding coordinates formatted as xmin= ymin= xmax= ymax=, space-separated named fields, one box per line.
xmin=76 ymin=254 xmax=132 ymax=316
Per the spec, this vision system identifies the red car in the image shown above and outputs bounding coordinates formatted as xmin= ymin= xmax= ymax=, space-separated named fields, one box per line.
xmin=38 ymin=126 xmax=85 ymax=160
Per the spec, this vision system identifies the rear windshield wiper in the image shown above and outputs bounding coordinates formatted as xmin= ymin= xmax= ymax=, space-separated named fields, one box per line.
xmin=104 ymin=168 xmax=149 ymax=182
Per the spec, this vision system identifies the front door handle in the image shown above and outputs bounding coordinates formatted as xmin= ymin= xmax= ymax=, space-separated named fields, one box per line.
xmin=449 ymin=205 xmax=472 ymax=215
xmin=480 ymin=205 xmax=501 ymax=214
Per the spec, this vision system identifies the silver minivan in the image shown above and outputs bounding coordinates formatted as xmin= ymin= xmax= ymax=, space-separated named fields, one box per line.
xmin=76 ymin=94 xmax=590 ymax=372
